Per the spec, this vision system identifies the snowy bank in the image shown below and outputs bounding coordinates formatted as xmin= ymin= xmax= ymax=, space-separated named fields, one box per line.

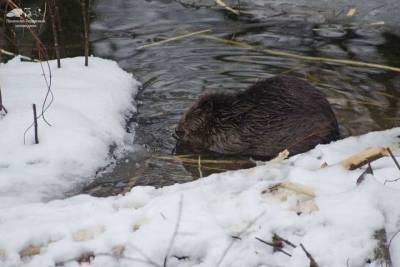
xmin=0 ymin=128 xmax=399 ymax=267
xmin=0 ymin=57 xmax=139 ymax=208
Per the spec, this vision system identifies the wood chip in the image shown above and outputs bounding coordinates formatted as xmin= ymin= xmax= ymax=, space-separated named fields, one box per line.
xmin=112 ymin=245 xmax=125 ymax=257
xmin=271 ymin=149 xmax=290 ymax=162
xmin=19 ymin=244 xmax=42 ymax=258
xmin=346 ymin=8 xmax=356 ymax=17
xmin=72 ymin=225 xmax=105 ymax=242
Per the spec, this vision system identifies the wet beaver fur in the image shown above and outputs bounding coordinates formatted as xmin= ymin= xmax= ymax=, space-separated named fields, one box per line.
xmin=175 ymin=76 xmax=340 ymax=160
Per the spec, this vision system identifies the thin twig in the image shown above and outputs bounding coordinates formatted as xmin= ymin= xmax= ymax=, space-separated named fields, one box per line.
xmin=273 ymin=233 xmax=297 ymax=248
xmin=356 ymin=162 xmax=373 ymax=185
xmin=32 ymin=104 xmax=39 ymax=144
xmin=128 ymin=244 xmax=162 ymax=267
xmin=6 ymin=0 xmax=55 ymax=142
xmin=386 ymin=148 xmax=400 ymax=172
xmin=300 ymin=243 xmax=319 ymax=267
xmin=255 ymin=237 xmax=292 ymax=257
xmin=56 ymin=252 xmax=160 ymax=266
xmin=216 ymin=211 xmax=266 ymax=267
xmin=164 ymin=194 xmax=184 ymax=267
xmin=384 ymin=177 xmax=400 ymax=185
xmin=388 ymin=229 xmax=400 ymax=253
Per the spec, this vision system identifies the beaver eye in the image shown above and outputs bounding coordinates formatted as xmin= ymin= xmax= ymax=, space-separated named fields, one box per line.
xmin=173 ymin=128 xmax=184 ymax=140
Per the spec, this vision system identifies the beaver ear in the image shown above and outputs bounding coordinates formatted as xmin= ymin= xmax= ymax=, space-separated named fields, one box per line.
xmin=206 ymin=99 xmax=215 ymax=111
xmin=197 ymin=94 xmax=216 ymax=112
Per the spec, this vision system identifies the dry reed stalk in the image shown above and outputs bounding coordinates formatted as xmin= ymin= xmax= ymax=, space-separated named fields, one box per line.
xmin=154 ymin=155 xmax=250 ymax=165
xmin=215 ymin=0 xmax=240 ymax=15
xmin=197 ymin=34 xmax=400 ymax=73
xmin=137 ymin=29 xmax=212 ymax=49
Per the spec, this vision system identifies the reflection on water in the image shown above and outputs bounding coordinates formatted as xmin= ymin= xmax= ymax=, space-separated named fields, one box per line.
xmin=3 ymin=0 xmax=400 ymax=195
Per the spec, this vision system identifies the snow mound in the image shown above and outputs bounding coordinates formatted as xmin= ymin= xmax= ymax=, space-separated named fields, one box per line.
xmin=0 ymin=128 xmax=399 ymax=267
xmin=0 ymin=57 xmax=139 ymax=208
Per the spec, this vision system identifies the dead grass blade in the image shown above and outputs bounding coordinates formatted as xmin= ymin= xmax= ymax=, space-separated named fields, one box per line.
xmin=197 ymin=34 xmax=400 ymax=73
xmin=215 ymin=0 xmax=240 ymax=15
xmin=137 ymin=29 xmax=212 ymax=49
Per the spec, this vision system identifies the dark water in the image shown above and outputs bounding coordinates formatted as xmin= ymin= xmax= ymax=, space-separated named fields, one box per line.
xmin=2 ymin=0 xmax=400 ymax=196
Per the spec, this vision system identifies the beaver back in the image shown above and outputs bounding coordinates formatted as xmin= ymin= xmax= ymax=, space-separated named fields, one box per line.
xmin=176 ymin=76 xmax=339 ymax=159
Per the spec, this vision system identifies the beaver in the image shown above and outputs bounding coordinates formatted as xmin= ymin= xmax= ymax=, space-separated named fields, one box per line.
xmin=174 ymin=76 xmax=340 ymax=160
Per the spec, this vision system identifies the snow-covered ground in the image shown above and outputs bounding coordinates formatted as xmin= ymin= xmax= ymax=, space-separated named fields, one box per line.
xmin=0 ymin=57 xmax=139 ymax=208
xmin=0 ymin=125 xmax=399 ymax=267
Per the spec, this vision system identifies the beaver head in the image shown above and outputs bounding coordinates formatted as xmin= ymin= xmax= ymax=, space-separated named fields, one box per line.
xmin=175 ymin=93 xmax=227 ymax=152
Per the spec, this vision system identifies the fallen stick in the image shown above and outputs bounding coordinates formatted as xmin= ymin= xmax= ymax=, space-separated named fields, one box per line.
xmin=274 ymin=182 xmax=317 ymax=198
xmin=340 ymin=147 xmax=390 ymax=170
xmin=255 ymin=237 xmax=292 ymax=257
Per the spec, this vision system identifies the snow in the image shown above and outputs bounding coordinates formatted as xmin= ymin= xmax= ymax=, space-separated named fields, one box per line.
xmin=1 ymin=124 xmax=400 ymax=266
xmin=0 ymin=57 xmax=139 ymax=208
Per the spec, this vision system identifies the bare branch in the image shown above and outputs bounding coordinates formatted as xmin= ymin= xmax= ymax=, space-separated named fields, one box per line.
xmin=255 ymin=237 xmax=292 ymax=257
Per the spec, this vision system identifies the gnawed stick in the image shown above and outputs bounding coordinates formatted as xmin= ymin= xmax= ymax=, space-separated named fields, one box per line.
xmin=270 ymin=149 xmax=290 ymax=162
xmin=274 ymin=182 xmax=316 ymax=198
xmin=340 ymin=146 xmax=396 ymax=170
